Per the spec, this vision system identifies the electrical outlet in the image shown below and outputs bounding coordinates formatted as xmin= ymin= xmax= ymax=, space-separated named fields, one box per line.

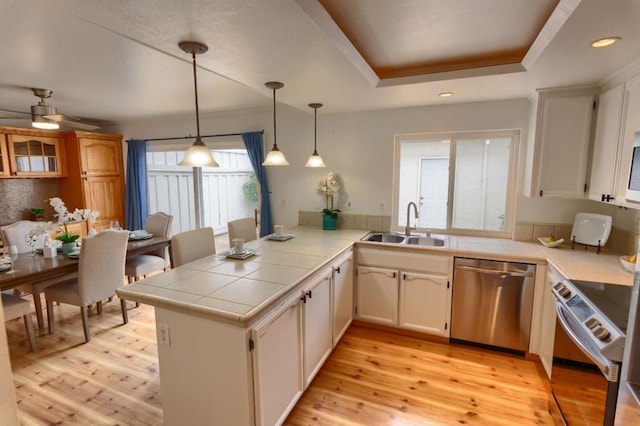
xmin=158 ymin=323 xmax=171 ymax=346
xmin=378 ymin=202 xmax=385 ymax=213
xmin=635 ymin=215 xmax=640 ymax=227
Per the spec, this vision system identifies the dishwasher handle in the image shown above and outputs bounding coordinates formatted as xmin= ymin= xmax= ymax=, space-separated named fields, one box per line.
xmin=455 ymin=264 xmax=534 ymax=278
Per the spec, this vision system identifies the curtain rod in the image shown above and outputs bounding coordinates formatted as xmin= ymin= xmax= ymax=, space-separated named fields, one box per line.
xmin=134 ymin=129 xmax=264 ymax=142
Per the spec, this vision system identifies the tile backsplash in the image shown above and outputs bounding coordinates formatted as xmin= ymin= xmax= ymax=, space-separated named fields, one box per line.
xmin=0 ymin=179 xmax=59 ymax=225
xmin=298 ymin=211 xmax=391 ymax=232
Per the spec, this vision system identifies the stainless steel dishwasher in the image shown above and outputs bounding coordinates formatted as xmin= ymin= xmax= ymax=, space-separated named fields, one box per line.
xmin=451 ymin=257 xmax=536 ymax=352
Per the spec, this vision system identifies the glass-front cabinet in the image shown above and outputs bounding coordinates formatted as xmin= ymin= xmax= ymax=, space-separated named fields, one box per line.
xmin=6 ymin=133 xmax=64 ymax=177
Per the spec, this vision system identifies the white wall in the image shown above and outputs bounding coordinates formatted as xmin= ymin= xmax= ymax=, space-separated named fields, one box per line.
xmin=107 ymin=98 xmax=617 ymax=231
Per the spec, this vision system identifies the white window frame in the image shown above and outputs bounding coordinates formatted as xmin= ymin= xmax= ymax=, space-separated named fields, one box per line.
xmin=392 ymin=129 xmax=520 ymax=238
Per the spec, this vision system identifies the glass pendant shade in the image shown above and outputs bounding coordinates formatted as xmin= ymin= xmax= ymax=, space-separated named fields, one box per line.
xmin=305 ymin=103 xmax=326 ymax=168
xmin=179 ymin=137 xmax=219 ymax=167
xmin=32 ymin=116 xmax=59 ymax=130
xmin=263 ymin=81 xmax=289 ymax=166
xmin=178 ymin=40 xmax=219 ymax=168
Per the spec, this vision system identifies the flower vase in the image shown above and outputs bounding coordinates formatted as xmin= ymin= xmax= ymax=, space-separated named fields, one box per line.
xmin=323 ymin=214 xmax=337 ymax=230
xmin=62 ymin=242 xmax=77 ymax=255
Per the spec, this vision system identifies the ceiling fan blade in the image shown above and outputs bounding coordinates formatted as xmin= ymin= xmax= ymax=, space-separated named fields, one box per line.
xmin=0 ymin=109 xmax=31 ymax=120
xmin=43 ymin=113 xmax=100 ymax=131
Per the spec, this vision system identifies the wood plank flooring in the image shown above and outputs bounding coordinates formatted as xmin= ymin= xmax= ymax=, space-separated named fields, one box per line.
xmin=6 ymin=300 xmax=554 ymax=425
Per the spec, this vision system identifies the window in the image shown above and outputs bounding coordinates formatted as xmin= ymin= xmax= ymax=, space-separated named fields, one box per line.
xmin=393 ymin=130 xmax=519 ymax=237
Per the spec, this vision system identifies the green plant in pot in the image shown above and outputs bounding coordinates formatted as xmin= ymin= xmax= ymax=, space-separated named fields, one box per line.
xmin=49 ymin=197 xmax=100 ymax=254
xmin=317 ymin=172 xmax=341 ymax=230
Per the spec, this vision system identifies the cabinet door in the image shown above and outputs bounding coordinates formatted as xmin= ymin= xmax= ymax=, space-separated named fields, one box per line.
xmin=0 ymin=135 xmax=9 ymax=177
xmin=355 ymin=266 xmax=398 ymax=326
xmin=332 ymin=252 xmax=354 ymax=346
xmin=252 ymin=295 xmax=303 ymax=426
xmin=82 ymin=175 xmax=125 ymax=229
xmin=589 ymin=85 xmax=625 ymax=202
xmin=399 ymin=272 xmax=450 ymax=337
xmin=535 ymin=94 xmax=595 ymax=198
xmin=78 ymin=137 xmax=123 ymax=176
xmin=539 ymin=268 xmax=561 ymax=378
xmin=6 ymin=134 xmax=63 ymax=177
xmin=302 ymin=271 xmax=332 ymax=387
xmin=615 ymin=74 xmax=640 ymax=202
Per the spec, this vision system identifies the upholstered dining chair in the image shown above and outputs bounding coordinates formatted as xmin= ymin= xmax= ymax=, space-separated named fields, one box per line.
xmin=125 ymin=212 xmax=173 ymax=282
xmin=2 ymin=293 xmax=37 ymax=352
xmin=44 ymin=229 xmax=130 ymax=343
xmin=227 ymin=217 xmax=257 ymax=246
xmin=170 ymin=227 xmax=216 ymax=268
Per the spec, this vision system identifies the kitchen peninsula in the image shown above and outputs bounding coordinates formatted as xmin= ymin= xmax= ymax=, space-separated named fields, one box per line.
xmin=117 ymin=226 xmax=633 ymax=425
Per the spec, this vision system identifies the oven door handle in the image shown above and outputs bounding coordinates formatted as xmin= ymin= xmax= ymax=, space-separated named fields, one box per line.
xmin=555 ymin=304 xmax=619 ymax=381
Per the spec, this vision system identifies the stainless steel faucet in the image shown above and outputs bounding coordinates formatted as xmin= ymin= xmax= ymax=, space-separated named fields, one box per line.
xmin=405 ymin=201 xmax=419 ymax=236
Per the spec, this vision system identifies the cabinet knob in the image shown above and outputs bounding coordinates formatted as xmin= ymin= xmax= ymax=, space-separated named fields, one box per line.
xmin=539 ymin=190 xmax=543 ymax=197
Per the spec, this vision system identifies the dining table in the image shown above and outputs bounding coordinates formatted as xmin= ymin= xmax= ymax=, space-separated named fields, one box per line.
xmin=0 ymin=235 xmax=171 ymax=291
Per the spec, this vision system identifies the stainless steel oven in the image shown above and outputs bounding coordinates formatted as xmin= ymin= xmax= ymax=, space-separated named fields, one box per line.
xmin=550 ymin=279 xmax=631 ymax=425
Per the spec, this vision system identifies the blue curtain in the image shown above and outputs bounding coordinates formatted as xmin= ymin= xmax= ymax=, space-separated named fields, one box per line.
xmin=125 ymin=139 xmax=149 ymax=230
xmin=242 ymin=132 xmax=273 ymax=236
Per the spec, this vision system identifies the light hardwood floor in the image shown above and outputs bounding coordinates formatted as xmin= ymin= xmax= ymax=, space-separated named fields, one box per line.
xmin=6 ymin=300 xmax=554 ymax=425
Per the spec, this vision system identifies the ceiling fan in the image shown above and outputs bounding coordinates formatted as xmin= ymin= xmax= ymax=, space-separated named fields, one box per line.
xmin=0 ymin=88 xmax=100 ymax=131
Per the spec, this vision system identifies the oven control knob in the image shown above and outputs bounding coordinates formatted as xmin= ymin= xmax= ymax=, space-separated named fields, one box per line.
xmin=558 ymin=286 xmax=571 ymax=298
xmin=586 ymin=318 xmax=600 ymax=329
xmin=593 ymin=327 xmax=610 ymax=341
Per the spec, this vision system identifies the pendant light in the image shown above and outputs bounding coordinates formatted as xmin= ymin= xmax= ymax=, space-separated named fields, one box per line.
xmin=305 ymin=103 xmax=326 ymax=168
xmin=262 ymin=81 xmax=289 ymax=166
xmin=178 ymin=41 xmax=219 ymax=167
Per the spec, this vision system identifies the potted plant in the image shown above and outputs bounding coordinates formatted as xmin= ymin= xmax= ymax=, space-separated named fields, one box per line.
xmin=317 ymin=172 xmax=341 ymax=230
xmin=49 ymin=197 xmax=100 ymax=254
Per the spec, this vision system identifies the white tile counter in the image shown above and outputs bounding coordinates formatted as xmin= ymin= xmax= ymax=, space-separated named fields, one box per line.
xmin=116 ymin=227 xmax=369 ymax=326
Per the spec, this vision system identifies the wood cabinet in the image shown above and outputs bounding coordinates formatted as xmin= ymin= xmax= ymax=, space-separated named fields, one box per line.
xmin=59 ymin=131 xmax=125 ymax=231
xmin=301 ymin=269 xmax=332 ymax=387
xmin=252 ymin=294 xmax=304 ymax=426
xmin=524 ymin=87 xmax=597 ymax=198
xmin=355 ymin=248 xmax=453 ymax=337
xmin=0 ymin=127 xmax=65 ymax=177
xmin=332 ymin=251 xmax=354 ymax=346
xmin=588 ymin=84 xmax=625 ymax=203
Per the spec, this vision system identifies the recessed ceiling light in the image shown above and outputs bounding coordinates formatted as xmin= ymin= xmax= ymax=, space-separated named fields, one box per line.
xmin=439 ymin=92 xmax=453 ymax=98
xmin=591 ymin=37 xmax=621 ymax=48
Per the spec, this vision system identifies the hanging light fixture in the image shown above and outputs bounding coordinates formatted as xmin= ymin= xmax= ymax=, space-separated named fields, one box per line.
xmin=305 ymin=103 xmax=326 ymax=168
xmin=262 ymin=81 xmax=289 ymax=166
xmin=178 ymin=41 xmax=219 ymax=167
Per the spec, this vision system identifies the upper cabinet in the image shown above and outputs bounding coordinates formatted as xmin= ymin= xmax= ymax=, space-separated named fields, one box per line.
xmin=614 ymin=74 xmax=640 ymax=205
xmin=524 ymin=87 xmax=598 ymax=199
xmin=0 ymin=127 xmax=66 ymax=177
xmin=588 ymin=84 xmax=625 ymax=203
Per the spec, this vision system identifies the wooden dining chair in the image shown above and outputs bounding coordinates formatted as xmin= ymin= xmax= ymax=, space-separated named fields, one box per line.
xmin=227 ymin=217 xmax=257 ymax=246
xmin=2 ymin=293 xmax=37 ymax=352
xmin=44 ymin=229 xmax=130 ymax=343
xmin=125 ymin=212 xmax=173 ymax=282
xmin=170 ymin=227 xmax=216 ymax=267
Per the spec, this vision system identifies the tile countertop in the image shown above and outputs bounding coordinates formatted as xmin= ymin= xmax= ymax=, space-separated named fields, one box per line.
xmin=117 ymin=227 xmax=634 ymax=328
xmin=116 ymin=227 xmax=370 ymax=327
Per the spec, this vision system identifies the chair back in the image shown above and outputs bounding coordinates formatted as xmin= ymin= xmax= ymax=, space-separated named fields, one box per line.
xmin=77 ymin=230 xmax=129 ymax=305
xmin=1 ymin=220 xmax=45 ymax=253
xmin=227 ymin=217 xmax=257 ymax=246
xmin=144 ymin=212 xmax=173 ymax=259
xmin=171 ymin=227 xmax=216 ymax=267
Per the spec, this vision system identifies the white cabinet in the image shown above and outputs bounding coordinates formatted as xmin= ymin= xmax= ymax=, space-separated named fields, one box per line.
xmin=355 ymin=248 xmax=453 ymax=337
xmin=301 ymin=269 xmax=332 ymax=387
xmin=525 ymin=87 xmax=597 ymax=198
xmin=332 ymin=251 xmax=354 ymax=346
xmin=615 ymin=74 xmax=640 ymax=204
xmin=399 ymin=272 xmax=450 ymax=336
xmin=251 ymin=293 xmax=303 ymax=426
xmin=356 ymin=265 xmax=399 ymax=326
xmin=589 ymin=84 xmax=625 ymax=203
xmin=539 ymin=266 xmax=563 ymax=379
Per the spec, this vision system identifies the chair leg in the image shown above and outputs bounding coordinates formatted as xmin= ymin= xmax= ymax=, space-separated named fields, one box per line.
xmin=33 ymin=291 xmax=45 ymax=329
xmin=23 ymin=314 xmax=37 ymax=352
xmin=120 ymin=298 xmax=129 ymax=324
xmin=96 ymin=301 xmax=103 ymax=315
xmin=80 ymin=307 xmax=90 ymax=343
xmin=46 ymin=299 xmax=55 ymax=334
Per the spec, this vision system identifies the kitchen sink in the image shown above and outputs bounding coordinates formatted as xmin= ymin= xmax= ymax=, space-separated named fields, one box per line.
xmin=405 ymin=235 xmax=447 ymax=247
xmin=364 ymin=232 xmax=406 ymax=243
xmin=362 ymin=232 xmax=448 ymax=247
